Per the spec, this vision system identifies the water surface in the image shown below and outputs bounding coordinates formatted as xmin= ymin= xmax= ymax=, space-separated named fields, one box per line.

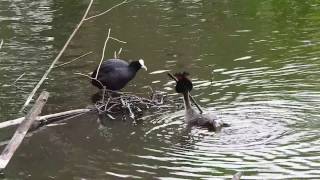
xmin=1 ymin=0 xmax=320 ymax=179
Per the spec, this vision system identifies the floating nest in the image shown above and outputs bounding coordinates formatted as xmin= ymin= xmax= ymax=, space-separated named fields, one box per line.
xmin=93 ymin=89 xmax=173 ymax=121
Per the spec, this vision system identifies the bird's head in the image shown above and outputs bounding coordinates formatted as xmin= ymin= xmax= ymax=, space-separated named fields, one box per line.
xmin=138 ymin=59 xmax=147 ymax=71
xmin=174 ymin=72 xmax=193 ymax=93
xmin=129 ymin=59 xmax=147 ymax=71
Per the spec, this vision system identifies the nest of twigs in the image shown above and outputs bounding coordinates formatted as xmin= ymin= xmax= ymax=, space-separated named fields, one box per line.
xmin=93 ymin=90 xmax=172 ymax=121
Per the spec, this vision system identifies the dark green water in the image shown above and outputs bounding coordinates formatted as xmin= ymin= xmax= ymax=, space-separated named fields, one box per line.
xmin=1 ymin=0 xmax=320 ymax=179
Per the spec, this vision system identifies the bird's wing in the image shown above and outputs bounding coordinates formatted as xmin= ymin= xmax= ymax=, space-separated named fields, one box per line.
xmin=94 ymin=59 xmax=128 ymax=74
xmin=102 ymin=59 xmax=128 ymax=68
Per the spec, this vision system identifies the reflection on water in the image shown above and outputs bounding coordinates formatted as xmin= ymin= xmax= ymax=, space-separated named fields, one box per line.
xmin=1 ymin=0 xmax=320 ymax=179
xmin=0 ymin=0 xmax=55 ymax=120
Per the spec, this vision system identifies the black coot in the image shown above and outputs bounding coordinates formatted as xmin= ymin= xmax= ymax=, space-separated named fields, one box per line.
xmin=91 ymin=59 xmax=147 ymax=90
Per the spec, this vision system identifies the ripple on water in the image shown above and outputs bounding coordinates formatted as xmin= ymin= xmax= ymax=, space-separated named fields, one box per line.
xmin=139 ymin=87 xmax=320 ymax=178
xmin=1 ymin=0 xmax=320 ymax=179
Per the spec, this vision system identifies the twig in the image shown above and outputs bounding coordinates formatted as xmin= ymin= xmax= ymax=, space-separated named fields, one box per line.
xmin=11 ymin=73 xmax=26 ymax=93
xmin=42 ymin=111 xmax=88 ymax=127
xmin=117 ymin=48 xmax=122 ymax=57
xmin=95 ymin=28 xmax=111 ymax=79
xmin=114 ymin=51 xmax=117 ymax=59
xmin=120 ymin=97 xmax=126 ymax=107
xmin=0 ymin=109 xmax=91 ymax=147
xmin=0 ymin=108 xmax=92 ymax=129
xmin=104 ymin=97 xmax=110 ymax=111
xmin=74 ymin=72 xmax=104 ymax=88
xmin=84 ymin=0 xmax=129 ymax=21
xmin=167 ymin=72 xmax=177 ymax=82
xmin=92 ymin=90 xmax=170 ymax=120
xmin=54 ymin=51 xmax=93 ymax=68
xmin=101 ymin=86 xmax=107 ymax=103
xmin=20 ymin=0 xmax=94 ymax=112
xmin=110 ymin=37 xmax=127 ymax=44
xmin=113 ymin=47 xmax=124 ymax=59
xmin=0 ymin=39 xmax=3 ymax=50
xmin=12 ymin=73 xmax=25 ymax=85
xmin=106 ymin=113 xmax=115 ymax=119
xmin=127 ymin=103 xmax=135 ymax=120
xmin=95 ymin=104 xmax=104 ymax=114
xmin=0 ymin=91 xmax=49 ymax=170
xmin=107 ymin=103 xmax=119 ymax=112
xmin=90 ymin=31 xmax=126 ymax=88
xmin=189 ymin=93 xmax=203 ymax=114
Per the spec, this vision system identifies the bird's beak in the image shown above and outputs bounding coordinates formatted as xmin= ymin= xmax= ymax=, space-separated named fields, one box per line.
xmin=138 ymin=59 xmax=147 ymax=71
xmin=142 ymin=65 xmax=147 ymax=71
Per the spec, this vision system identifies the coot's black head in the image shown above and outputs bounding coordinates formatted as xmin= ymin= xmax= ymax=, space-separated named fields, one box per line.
xmin=129 ymin=59 xmax=147 ymax=71
xmin=174 ymin=72 xmax=193 ymax=93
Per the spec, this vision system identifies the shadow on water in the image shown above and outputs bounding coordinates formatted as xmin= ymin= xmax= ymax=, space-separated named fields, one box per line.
xmin=1 ymin=0 xmax=320 ymax=179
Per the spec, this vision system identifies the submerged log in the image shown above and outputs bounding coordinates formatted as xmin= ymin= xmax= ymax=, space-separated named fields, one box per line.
xmin=0 ymin=91 xmax=49 ymax=170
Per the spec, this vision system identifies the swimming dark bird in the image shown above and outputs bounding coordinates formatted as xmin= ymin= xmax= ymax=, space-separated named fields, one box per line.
xmin=172 ymin=72 xmax=228 ymax=131
xmin=91 ymin=59 xmax=147 ymax=90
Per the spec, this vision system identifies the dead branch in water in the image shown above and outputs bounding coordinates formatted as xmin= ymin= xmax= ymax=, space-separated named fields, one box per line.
xmin=0 ymin=91 xmax=49 ymax=170
xmin=0 ymin=109 xmax=92 ymax=149
xmin=54 ymin=51 xmax=93 ymax=69
xmin=84 ymin=0 xmax=129 ymax=21
xmin=0 ymin=108 xmax=92 ymax=129
xmin=12 ymin=73 xmax=25 ymax=85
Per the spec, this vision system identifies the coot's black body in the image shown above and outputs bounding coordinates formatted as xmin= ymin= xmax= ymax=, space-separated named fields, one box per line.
xmin=91 ymin=59 xmax=147 ymax=90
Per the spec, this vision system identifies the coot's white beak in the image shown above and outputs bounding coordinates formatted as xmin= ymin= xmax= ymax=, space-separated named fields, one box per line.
xmin=139 ymin=59 xmax=147 ymax=71
xmin=142 ymin=65 xmax=147 ymax=71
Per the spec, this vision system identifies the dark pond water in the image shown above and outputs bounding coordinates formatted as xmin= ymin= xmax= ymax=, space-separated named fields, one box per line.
xmin=1 ymin=0 xmax=320 ymax=179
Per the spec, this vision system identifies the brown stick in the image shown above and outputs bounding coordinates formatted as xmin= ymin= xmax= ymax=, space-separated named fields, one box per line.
xmin=0 ymin=108 xmax=92 ymax=129
xmin=0 ymin=91 xmax=49 ymax=170
xmin=20 ymin=0 xmax=94 ymax=112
